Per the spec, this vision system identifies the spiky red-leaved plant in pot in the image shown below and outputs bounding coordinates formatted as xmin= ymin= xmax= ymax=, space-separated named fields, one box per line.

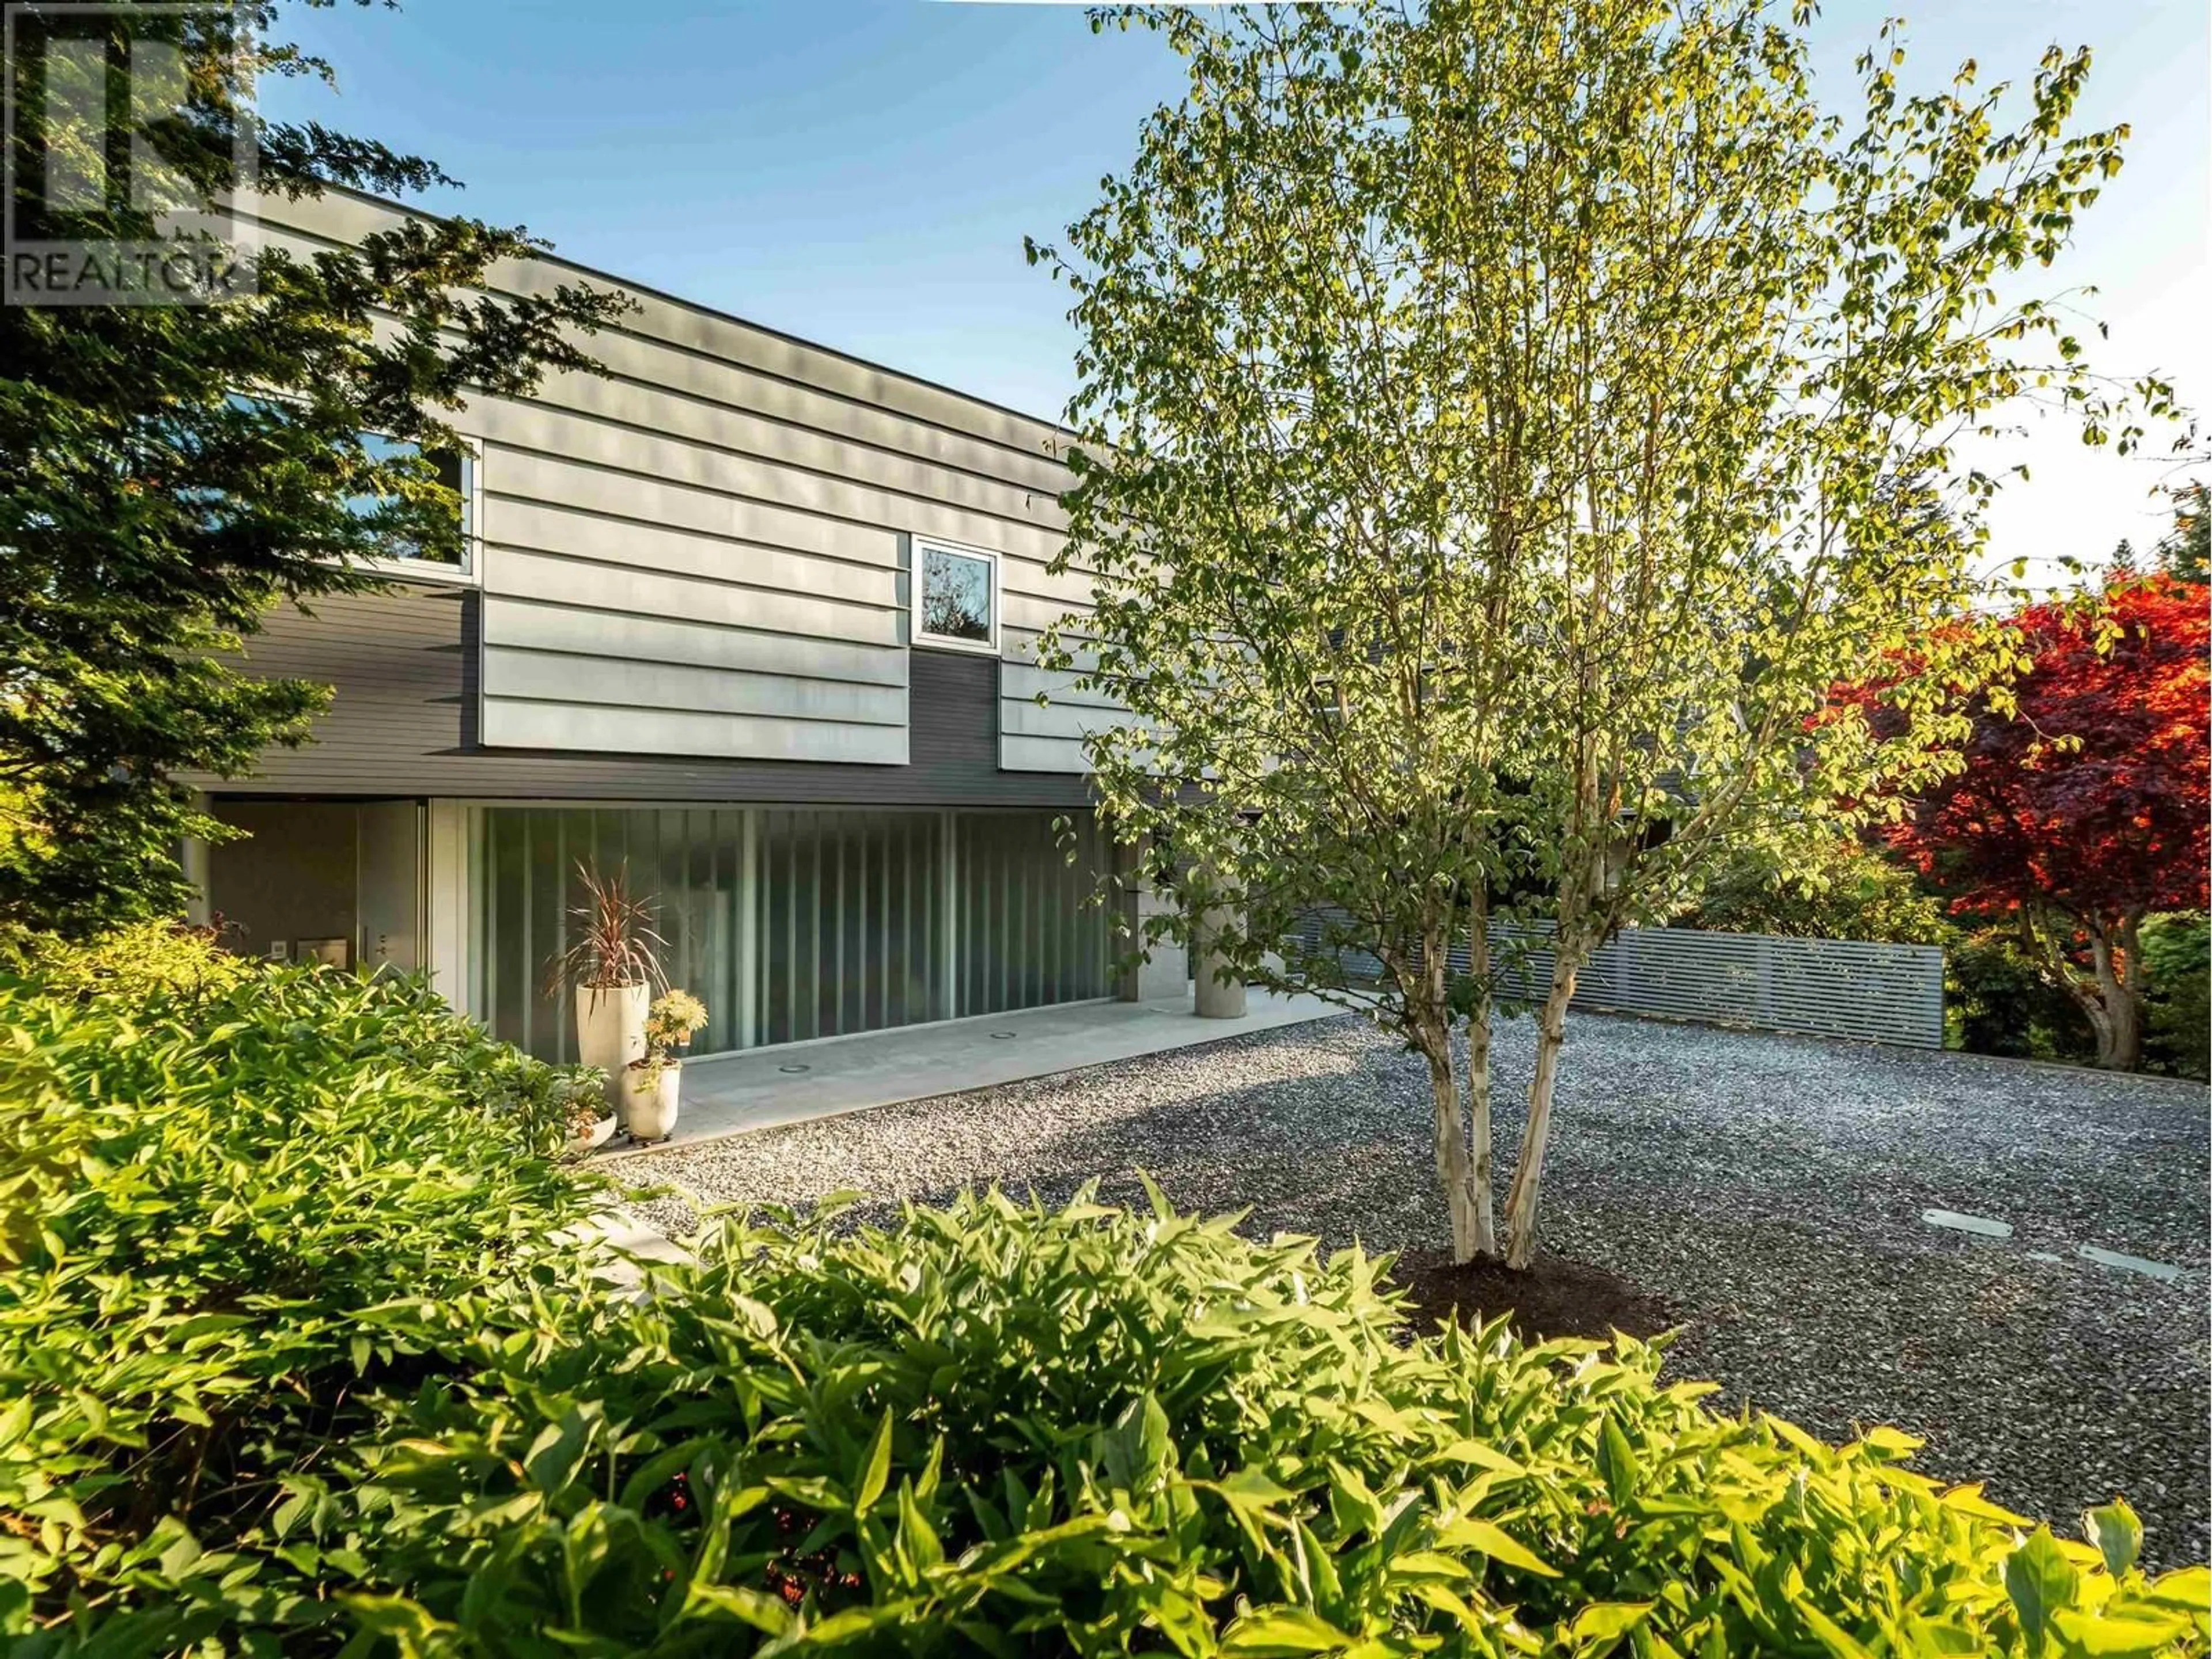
xmin=541 ymin=861 xmax=667 ymax=1120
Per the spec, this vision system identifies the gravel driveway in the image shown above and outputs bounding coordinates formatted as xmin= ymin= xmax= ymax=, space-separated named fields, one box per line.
xmin=622 ymin=1012 xmax=2210 ymax=1569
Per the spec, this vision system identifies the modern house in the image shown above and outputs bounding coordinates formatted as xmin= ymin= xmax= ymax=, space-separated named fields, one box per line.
xmin=188 ymin=187 xmax=1183 ymax=1064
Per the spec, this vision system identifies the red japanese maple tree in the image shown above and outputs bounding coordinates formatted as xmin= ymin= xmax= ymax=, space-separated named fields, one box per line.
xmin=1875 ymin=575 xmax=2209 ymax=1069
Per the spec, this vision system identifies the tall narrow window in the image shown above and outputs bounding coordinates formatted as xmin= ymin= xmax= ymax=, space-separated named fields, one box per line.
xmin=915 ymin=539 xmax=997 ymax=652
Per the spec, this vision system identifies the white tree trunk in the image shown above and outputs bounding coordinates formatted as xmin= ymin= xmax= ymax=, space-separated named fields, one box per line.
xmin=1462 ymin=913 xmax=1498 ymax=1260
xmin=1424 ymin=1042 xmax=1485 ymax=1262
xmin=1502 ymin=951 xmax=1578 ymax=1270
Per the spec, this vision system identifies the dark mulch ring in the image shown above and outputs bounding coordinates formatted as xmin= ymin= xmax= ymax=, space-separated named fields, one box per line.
xmin=1389 ymin=1247 xmax=1676 ymax=1345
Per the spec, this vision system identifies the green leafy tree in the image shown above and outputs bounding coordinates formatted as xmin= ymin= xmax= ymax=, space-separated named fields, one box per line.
xmin=1035 ymin=4 xmax=1531 ymax=1262
xmin=1672 ymin=841 xmax=1954 ymax=947
xmin=1036 ymin=1 xmax=2185 ymax=1266
xmin=0 ymin=2 xmax=625 ymax=935
xmin=2155 ymin=478 xmax=2209 ymax=581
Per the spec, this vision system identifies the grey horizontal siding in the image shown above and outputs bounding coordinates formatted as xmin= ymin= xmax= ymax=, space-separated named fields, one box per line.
xmin=196 ymin=589 xmax=1094 ymax=808
xmin=482 ymin=647 xmax=907 ymax=727
xmin=482 ymin=373 xmax=1072 ymax=536
xmin=488 ymin=496 xmax=901 ymax=597
xmin=1002 ymin=661 xmax=1123 ymax=713
xmin=482 ymin=450 xmax=900 ymax=566
xmin=998 ymin=641 xmax=1129 ymax=775
xmin=484 ymin=699 xmax=908 ymax=766
xmin=241 ymin=190 xmax=1078 ymax=481
xmin=237 ymin=189 xmax=1143 ymax=782
xmin=484 ymin=597 xmax=908 ymax=687
xmin=238 ymin=194 xmax=1096 ymax=770
xmin=483 ymin=547 xmax=902 ymax=647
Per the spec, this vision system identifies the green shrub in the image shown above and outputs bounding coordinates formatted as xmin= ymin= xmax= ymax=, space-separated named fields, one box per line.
xmin=0 ymin=916 xmax=251 ymax=1003
xmin=1673 ymin=842 xmax=1954 ymax=946
xmin=2142 ymin=913 xmax=2211 ymax=1081
xmin=251 ymin=1192 xmax=2211 ymax=1656
xmin=0 ymin=951 xmax=604 ymax=1641
xmin=3 ymin=952 xmax=2202 ymax=1656
xmin=1945 ymin=929 xmax=2100 ymax=1063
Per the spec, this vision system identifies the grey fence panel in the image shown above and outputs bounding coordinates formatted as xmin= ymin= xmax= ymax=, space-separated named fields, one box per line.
xmin=1290 ymin=914 xmax=1945 ymax=1048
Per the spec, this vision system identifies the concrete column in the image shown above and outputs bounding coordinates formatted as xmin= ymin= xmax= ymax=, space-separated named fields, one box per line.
xmin=179 ymin=791 xmax=213 ymax=927
xmin=1191 ymin=879 xmax=1248 ymax=1021
xmin=424 ymin=800 xmax=471 ymax=1012
xmin=179 ymin=834 xmax=212 ymax=927
xmin=1115 ymin=832 xmax=1190 ymax=1003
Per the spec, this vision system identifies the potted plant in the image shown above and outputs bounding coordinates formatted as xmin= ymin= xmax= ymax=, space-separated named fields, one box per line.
xmin=542 ymin=862 xmax=666 ymax=1122
xmin=622 ymin=989 xmax=707 ymax=1143
xmin=558 ymin=1066 xmax=617 ymax=1157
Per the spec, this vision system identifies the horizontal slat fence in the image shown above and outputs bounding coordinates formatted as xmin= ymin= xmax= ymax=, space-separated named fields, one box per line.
xmin=1294 ymin=916 xmax=1945 ymax=1048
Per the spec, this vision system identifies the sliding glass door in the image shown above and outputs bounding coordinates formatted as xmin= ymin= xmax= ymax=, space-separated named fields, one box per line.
xmin=956 ymin=811 xmax=1114 ymax=1017
xmin=475 ymin=805 xmax=752 ymax=1063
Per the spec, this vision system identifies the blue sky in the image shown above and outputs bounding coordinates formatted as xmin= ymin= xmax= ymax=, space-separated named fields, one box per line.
xmin=262 ymin=0 xmax=2209 ymax=578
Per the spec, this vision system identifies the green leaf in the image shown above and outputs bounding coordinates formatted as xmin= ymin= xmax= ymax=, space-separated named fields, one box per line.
xmin=522 ymin=1408 xmax=592 ymax=1495
xmin=2137 ymin=1564 xmax=2210 ymax=1611
xmin=856 ymin=1408 xmax=894 ymax=1514
xmin=1798 ymin=1604 xmax=1878 ymax=1659
xmin=1858 ymin=1426 xmax=1922 ymax=1462
xmin=1432 ymin=1438 xmax=1529 ymax=1478
xmin=732 ymin=1294 xmax=780 ymax=1341
xmin=1570 ymin=1601 xmax=1653 ymax=1649
xmin=2048 ymin=1609 xmax=2195 ymax=1657
xmin=2005 ymin=1530 xmax=2080 ymax=1654
xmin=1599 ymin=1418 xmax=1639 ymax=1504
xmin=1434 ymin=1516 xmax=1559 ymax=1578
xmin=685 ymin=1582 xmax=796 ymax=1637
xmin=2081 ymin=1500 xmax=2141 ymax=1578
xmin=1221 ymin=1606 xmax=1355 ymax=1655
xmin=1212 ymin=1469 xmax=1300 ymax=1512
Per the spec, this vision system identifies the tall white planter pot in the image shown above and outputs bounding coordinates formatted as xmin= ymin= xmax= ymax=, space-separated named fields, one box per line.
xmin=575 ymin=983 xmax=649 ymax=1119
xmin=622 ymin=1061 xmax=682 ymax=1143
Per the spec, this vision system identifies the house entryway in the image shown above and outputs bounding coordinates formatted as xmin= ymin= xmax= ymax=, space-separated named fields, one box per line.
xmin=203 ymin=798 xmax=424 ymax=973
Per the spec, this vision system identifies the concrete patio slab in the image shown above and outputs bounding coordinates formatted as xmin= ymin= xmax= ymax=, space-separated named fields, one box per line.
xmin=600 ymin=990 xmax=1343 ymax=1154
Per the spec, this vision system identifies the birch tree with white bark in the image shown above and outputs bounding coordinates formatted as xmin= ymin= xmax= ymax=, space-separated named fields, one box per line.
xmin=1033 ymin=0 xmax=2186 ymax=1268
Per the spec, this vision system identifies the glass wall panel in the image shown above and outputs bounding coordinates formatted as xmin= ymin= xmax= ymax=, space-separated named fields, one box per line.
xmin=475 ymin=805 xmax=1113 ymax=1060
xmin=755 ymin=809 xmax=945 ymax=1046
xmin=475 ymin=805 xmax=751 ymax=1062
xmin=955 ymin=811 xmax=1113 ymax=1017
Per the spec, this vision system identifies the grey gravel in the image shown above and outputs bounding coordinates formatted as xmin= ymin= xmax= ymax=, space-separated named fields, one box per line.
xmin=620 ymin=1012 xmax=2211 ymax=1569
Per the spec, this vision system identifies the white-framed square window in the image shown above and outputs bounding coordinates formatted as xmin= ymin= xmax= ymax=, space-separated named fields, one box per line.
xmin=913 ymin=536 xmax=999 ymax=654
xmin=351 ymin=433 xmax=481 ymax=584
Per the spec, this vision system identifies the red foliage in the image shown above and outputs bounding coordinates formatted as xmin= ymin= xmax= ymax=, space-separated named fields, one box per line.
xmin=1876 ymin=575 xmax=2209 ymax=925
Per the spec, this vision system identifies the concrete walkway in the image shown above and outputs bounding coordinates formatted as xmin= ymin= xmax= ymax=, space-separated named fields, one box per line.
xmin=600 ymin=990 xmax=1342 ymax=1154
